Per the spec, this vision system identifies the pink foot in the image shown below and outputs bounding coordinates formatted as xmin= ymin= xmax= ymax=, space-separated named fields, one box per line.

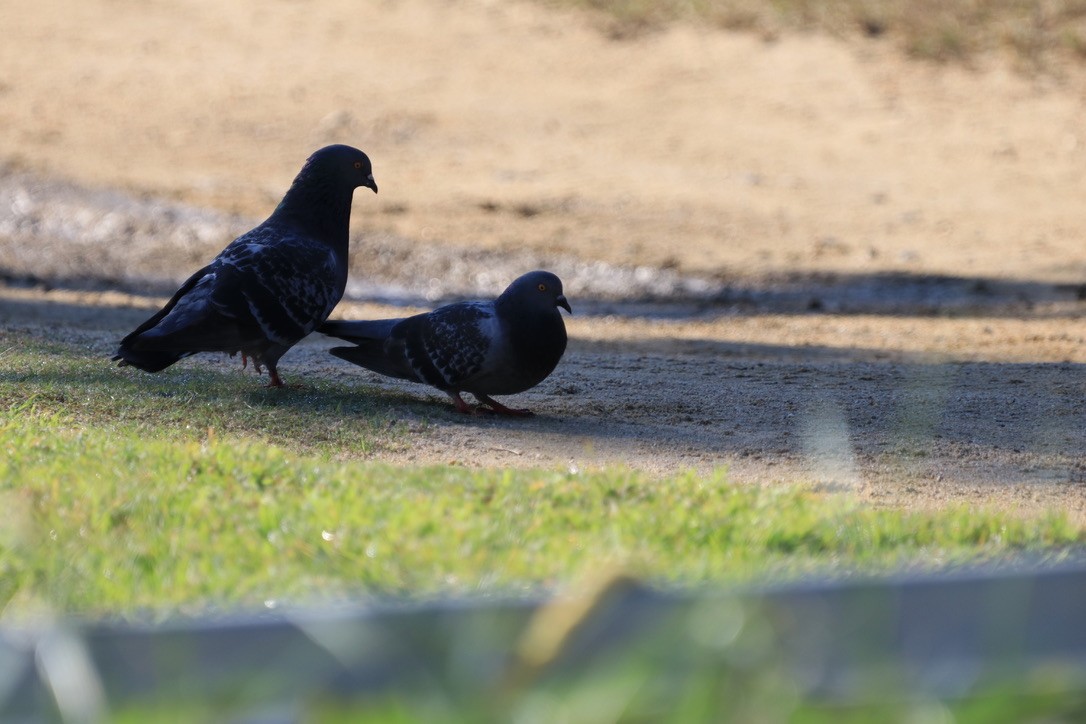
xmin=476 ymin=394 xmax=534 ymax=417
xmin=448 ymin=392 xmax=478 ymax=414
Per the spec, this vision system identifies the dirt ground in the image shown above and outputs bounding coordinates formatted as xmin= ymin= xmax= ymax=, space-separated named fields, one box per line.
xmin=1 ymin=0 xmax=1084 ymax=520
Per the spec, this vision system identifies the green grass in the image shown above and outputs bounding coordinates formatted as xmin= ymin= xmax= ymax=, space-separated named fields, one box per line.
xmin=5 ymin=408 xmax=1078 ymax=614
xmin=0 ymin=331 xmax=1081 ymax=616
xmin=0 ymin=332 xmax=412 ymax=459
xmin=293 ymin=673 xmax=1086 ymax=724
xmin=3 ymin=331 xmax=1085 ymax=720
xmin=110 ymin=682 xmax=1086 ymax=724
xmin=553 ymin=0 xmax=1086 ymax=66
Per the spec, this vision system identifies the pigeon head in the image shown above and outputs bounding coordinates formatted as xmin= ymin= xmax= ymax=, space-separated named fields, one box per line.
xmin=301 ymin=144 xmax=378 ymax=194
xmin=501 ymin=270 xmax=572 ymax=314
xmin=272 ymin=145 xmax=377 ymax=245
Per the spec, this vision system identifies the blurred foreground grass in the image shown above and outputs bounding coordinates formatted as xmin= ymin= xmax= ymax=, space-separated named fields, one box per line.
xmin=105 ymin=659 xmax=1086 ymax=724
xmin=556 ymin=0 xmax=1086 ymax=66
xmin=0 ymin=331 xmax=1081 ymax=616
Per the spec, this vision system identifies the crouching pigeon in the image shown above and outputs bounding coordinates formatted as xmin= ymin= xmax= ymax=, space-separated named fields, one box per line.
xmin=320 ymin=270 xmax=571 ymax=416
xmin=113 ymin=144 xmax=377 ymax=387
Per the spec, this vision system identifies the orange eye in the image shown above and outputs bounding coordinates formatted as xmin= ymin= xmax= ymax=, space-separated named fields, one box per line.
xmin=353 ymin=161 xmax=362 ymax=169
xmin=538 ymin=283 xmax=547 ymax=292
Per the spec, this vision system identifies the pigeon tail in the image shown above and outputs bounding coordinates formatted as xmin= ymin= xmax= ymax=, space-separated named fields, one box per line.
xmin=321 ymin=319 xmax=407 ymax=377
xmin=328 ymin=344 xmax=415 ymax=381
xmin=112 ymin=347 xmax=185 ymax=373
xmin=318 ymin=318 xmax=399 ymax=344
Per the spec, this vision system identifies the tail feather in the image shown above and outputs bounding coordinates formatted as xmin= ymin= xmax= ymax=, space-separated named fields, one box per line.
xmin=329 ymin=344 xmax=415 ymax=381
xmin=113 ymin=316 xmax=255 ymax=373
xmin=112 ymin=347 xmax=185 ymax=373
xmin=318 ymin=318 xmax=400 ymax=344
xmin=323 ymin=317 xmax=420 ymax=382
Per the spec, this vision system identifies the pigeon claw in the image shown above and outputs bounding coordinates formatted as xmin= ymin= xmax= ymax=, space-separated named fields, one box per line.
xmin=235 ymin=352 xmax=262 ymax=374
xmin=233 ymin=351 xmax=286 ymax=387
xmin=476 ymin=394 xmax=534 ymax=417
xmin=267 ymin=367 xmax=286 ymax=388
xmin=447 ymin=392 xmax=533 ymax=417
xmin=449 ymin=392 xmax=477 ymax=415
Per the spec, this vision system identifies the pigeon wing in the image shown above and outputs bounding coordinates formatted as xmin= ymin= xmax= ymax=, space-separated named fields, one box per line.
xmin=397 ymin=302 xmax=496 ymax=391
xmin=121 ymin=225 xmax=340 ymax=356
xmin=214 ymin=225 xmax=343 ymax=345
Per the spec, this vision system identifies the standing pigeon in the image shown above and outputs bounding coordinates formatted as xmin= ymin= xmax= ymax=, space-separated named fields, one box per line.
xmin=113 ymin=144 xmax=377 ymax=387
xmin=320 ymin=270 xmax=571 ymax=415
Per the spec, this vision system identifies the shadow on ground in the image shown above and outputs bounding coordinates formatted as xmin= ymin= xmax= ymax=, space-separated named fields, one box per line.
xmin=1 ymin=271 xmax=1084 ymax=515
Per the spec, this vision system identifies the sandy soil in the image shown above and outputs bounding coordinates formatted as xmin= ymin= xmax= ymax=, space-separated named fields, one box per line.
xmin=1 ymin=0 xmax=1084 ymax=519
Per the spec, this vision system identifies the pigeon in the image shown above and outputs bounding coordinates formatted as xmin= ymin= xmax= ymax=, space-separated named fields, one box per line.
xmin=320 ymin=270 xmax=571 ymax=416
xmin=113 ymin=144 xmax=377 ymax=387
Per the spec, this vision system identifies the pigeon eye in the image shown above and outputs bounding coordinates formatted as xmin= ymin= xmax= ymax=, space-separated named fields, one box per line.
xmin=537 ymin=283 xmax=547 ymax=292
xmin=353 ymin=161 xmax=362 ymax=169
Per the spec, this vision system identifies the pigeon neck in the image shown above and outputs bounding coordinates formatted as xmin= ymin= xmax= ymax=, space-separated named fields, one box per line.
xmin=496 ymin=295 xmax=563 ymax=336
xmin=273 ymin=176 xmax=355 ymax=252
xmin=498 ymin=296 xmax=567 ymax=377
xmin=494 ymin=292 xmax=518 ymax=319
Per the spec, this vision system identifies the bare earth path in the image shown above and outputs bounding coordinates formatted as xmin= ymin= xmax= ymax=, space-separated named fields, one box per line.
xmin=1 ymin=0 xmax=1084 ymax=520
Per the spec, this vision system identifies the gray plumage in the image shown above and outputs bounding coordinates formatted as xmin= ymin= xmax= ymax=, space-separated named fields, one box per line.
xmin=320 ymin=270 xmax=571 ymax=415
xmin=113 ymin=144 xmax=377 ymax=386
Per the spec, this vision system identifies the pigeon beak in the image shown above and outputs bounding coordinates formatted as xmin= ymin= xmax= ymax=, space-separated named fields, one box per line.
xmin=556 ymin=295 xmax=572 ymax=314
xmin=364 ymin=175 xmax=378 ymax=194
